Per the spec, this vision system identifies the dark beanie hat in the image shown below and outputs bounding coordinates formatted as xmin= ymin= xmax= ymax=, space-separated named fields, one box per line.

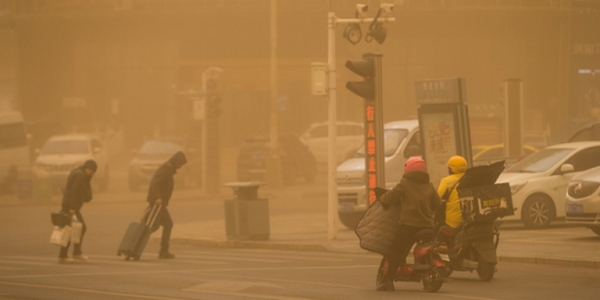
xmin=83 ymin=160 xmax=97 ymax=172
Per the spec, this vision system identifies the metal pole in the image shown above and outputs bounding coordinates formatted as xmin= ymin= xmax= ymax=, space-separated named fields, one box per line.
xmin=327 ymin=11 xmax=338 ymax=240
xmin=270 ymin=0 xmax=278 ymax=152
xmin=267 ymin=0 xmax=282 ymax=188
xmin=201 ymin=72 xmax=208 ymax=194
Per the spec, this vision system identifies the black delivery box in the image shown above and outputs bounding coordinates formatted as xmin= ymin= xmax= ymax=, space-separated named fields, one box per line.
xmin=457 ymin=160 xmax=514 ymax=222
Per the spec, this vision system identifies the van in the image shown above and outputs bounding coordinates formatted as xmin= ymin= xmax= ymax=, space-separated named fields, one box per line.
xmin=336 ymin=119 xmax=422 ymax=228
xmin=0 ymin=111 xmax=30 ymax=192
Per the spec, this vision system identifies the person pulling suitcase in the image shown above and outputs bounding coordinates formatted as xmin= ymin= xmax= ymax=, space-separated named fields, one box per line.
xmin=146 ymin=151 xmax=187 ymax=259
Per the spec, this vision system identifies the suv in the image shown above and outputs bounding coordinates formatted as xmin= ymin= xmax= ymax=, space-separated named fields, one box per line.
xmin=336 ymin=119 xmax=422 ymax=228
xmin=33 ymin=134 xmax=109 ymax=192
xmin=565 ymin=165 xmax=600 ymax=236
xmin=0 ymin=111 xmax=30 ymax=193
xmin=128 ymin=138 xmax=201 ymax=191
xmin=300 ymin=121 xmax=363 ymax=164
xmin=237 ymin=134 xmax=316 ymax=184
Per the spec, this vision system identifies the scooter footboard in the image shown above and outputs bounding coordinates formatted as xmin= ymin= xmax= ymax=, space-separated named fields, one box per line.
xmin=475 ymin=237 xmax=497 ymax=263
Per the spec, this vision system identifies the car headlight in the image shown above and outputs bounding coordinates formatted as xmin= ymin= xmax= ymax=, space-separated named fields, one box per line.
xmin=510 ymin=182 xmax=527 ymax=195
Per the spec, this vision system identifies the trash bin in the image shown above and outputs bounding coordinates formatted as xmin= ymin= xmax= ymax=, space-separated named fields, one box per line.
xmin=223 ymin=182 xmax=269 ymax=241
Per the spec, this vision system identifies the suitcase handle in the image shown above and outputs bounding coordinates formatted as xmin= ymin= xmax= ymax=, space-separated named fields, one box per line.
xmin=142 ymin=204 xmax=162 ymax=227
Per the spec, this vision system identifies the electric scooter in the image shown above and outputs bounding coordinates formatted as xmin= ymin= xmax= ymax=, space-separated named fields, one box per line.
xmin=375 ymin=229 xmax=450 ymax=293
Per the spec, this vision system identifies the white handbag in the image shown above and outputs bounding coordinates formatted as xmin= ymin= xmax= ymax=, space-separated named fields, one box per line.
xmin=70 ymin=216 xmax=83 ymax=244
xmin=50 ymin=225 xmax=72 ymax=247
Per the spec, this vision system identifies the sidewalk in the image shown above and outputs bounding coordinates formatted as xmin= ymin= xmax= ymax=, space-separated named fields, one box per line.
xmin=168 ymin=188 xmax=600 ymax=269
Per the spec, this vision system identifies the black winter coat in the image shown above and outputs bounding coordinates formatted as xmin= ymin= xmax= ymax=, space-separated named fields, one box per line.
xmin=146 ymin=151 xmax=187 ymax=206
xmin=61 ymin=167 xmax=93 ymax=211
xmin=379 ymin=170 xmax=441 ymax=228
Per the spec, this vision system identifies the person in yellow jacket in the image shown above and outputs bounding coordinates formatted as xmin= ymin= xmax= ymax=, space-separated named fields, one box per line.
xmin=437 ymin=155 xmax=468 ymax=229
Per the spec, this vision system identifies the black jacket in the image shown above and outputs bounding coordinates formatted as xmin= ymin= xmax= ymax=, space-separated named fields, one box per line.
xmin=61 ymin=166 xmax=93 ymax=211
xmin=379 ymin=170 xmax=441 ymax=228
xmin=146 ymin=151 xmax=187 ymax=206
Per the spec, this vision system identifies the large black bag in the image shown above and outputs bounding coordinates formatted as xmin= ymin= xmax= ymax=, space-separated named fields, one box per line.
xmin=355 ymin=188 xmax=400 ymax=258
xmin=51 ymin=212 xmax=71 ymax=227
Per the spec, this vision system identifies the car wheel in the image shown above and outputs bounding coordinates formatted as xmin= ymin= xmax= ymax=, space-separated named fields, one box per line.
xmin=521 ymin=195 xmax=554 ymax=228
xmin=590 ymin=227 xmax=600 ymax=236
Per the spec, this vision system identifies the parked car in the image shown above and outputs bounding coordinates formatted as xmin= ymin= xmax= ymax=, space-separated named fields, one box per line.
xmin=497 ymin=141 xmax=600 ymax=228
xmin=33 ymin=134 xmax=109 ymax=192
xmin=336 ymin=119 xmax=422 ymax=229
xmin=471 ymin=144 xmax=538 ymax=167
xmin=128 ymin=138 xmax=201 ymax=191
xmin=0 ymin=111 xmax=30 ymax=193
xmin=300 ymin=121 xmax=363 ymax=164
xmin=565 ymin=165 xmax=600 ymax=236
xmin=568 ymin=121 xmax=600 ymax=142
xmin=236 ymin=134 xmax=316 ymax=184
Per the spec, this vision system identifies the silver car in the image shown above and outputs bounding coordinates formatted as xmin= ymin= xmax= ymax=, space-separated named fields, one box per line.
xmin=565 ymin=165 xmax=600 ymax=236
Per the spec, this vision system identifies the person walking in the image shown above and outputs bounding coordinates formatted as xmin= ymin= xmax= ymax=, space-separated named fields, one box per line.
xmin=376 ymin=157 xmax=441 ymax=291
xmin=58 ymin=159 xmax=97 ymax=264
xmin=146 ymin=151 xmax=187 ymax=259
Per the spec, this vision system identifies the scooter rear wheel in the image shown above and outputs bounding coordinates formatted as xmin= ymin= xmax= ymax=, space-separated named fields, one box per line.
xmin=422 ymin=267 xmax=444 ymax=293
xmin=477 ymin=256 xmax=495 ymax=282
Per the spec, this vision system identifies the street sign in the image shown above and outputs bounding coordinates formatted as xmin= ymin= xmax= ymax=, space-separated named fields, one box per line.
xmin=415 ymin=78 xmax=466 ymax=105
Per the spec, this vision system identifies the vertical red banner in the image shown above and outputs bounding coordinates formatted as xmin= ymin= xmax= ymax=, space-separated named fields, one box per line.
xmin=365 ymin=104 xmax=377 ymax=204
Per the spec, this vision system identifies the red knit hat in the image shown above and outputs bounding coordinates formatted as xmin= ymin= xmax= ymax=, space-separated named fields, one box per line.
xmin=404 ymin=156 xmax=426 ymax=173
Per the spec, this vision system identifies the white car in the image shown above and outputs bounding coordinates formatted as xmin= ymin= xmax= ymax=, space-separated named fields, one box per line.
xmin=497 ymin=141 xmax=600 ymax=228
xmin=33 ymin=134 xmax=109 ymax=192
xmin=300 ymin=121 xmax=363 ymax=164
xmin=565 ymin=165 xmax=600 ymax=236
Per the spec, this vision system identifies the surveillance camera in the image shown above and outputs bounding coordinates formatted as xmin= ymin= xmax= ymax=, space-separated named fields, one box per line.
xmin=380 ymin=3 xmax=394 ymax=14
xmin=356 ymin=4 xmax=369 ymax=17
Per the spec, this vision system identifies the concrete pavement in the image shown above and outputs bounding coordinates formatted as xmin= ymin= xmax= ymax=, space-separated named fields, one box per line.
xmin=167 ymin=184 xmax=600 ymax=269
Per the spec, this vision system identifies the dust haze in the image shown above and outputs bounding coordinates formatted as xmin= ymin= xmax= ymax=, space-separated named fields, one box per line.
xmin=0 ymin=0 xmax=599 ymax=202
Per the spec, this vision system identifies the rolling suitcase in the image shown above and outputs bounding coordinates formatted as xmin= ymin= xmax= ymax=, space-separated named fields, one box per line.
xmin=117 ymin=204 xmax=162 ymax=260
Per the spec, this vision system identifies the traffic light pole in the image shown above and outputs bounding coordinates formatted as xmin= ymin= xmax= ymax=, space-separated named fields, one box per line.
xmin=326 ymin=12 xmax=394 ymax=240
xmin=327 ymin=12 xmax=338 ymax=240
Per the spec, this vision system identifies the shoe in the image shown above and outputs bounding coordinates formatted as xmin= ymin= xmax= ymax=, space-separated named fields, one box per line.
xmin=376 ymin=280 xmax=395 ymax=292
xmin=73 ymin=254 xmax=88 ymax=261
xmin=158 ymin=252 xmax=175 ymax=259
xmin=58 ymin=257 xmax=75 ymax=264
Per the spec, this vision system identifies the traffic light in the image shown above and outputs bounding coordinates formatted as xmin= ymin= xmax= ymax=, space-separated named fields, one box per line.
xmin=345 ymin=59 xmax=374 ymax=99
xmin=345 ymin=53 xmax=381 ymax=100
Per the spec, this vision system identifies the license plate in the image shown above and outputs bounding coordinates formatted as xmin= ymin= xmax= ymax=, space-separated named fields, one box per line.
xmin=567 ymin=204 xmax=583 ymax=214
xmin=340 ymin=202 xmax=355 ymax=212
xmin=439 ymin=253 xmax=450 ymax=262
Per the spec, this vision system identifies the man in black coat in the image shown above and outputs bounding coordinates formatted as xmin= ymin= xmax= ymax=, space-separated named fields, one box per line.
xmin=58 ymin=160 xmax=97 ymax=264
xmin=146 ymin=151 xmax=187 ymax=259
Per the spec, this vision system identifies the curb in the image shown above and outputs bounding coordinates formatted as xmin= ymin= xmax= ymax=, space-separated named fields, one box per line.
xmin=497 ymin=256 xmax=600 ymax=269
xmin=170 ymin=238 xmax=600 ymax=269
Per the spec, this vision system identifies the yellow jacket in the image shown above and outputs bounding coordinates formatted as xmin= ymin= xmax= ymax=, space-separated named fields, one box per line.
xmin=437 ymin=173 xmax=465 ymax=228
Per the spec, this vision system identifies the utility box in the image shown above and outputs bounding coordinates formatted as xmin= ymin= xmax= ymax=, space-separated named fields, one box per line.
xmin=223 ymin=182 xmax=270 ymax=241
